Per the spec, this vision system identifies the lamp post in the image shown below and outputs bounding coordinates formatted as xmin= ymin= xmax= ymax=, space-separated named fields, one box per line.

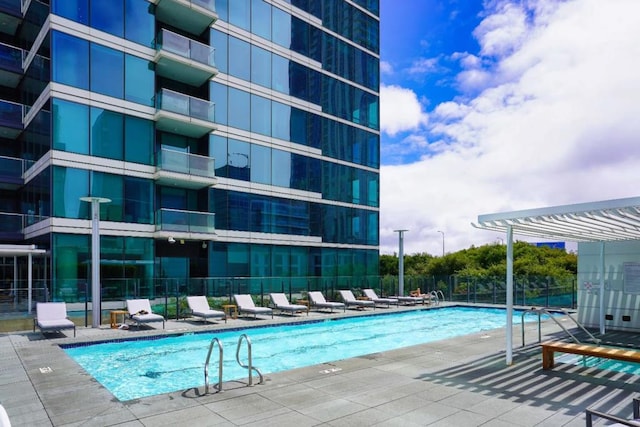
xmin=80 ymin=196 xmax=111 ymax=328
xmin=437 ymin=230 xmax=445 ymax=257
xmin=394 ymin=229 xmax=408 ymax=296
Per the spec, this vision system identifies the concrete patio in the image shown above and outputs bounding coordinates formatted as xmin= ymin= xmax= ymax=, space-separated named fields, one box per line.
xmin=1 ymin=304 xmax=639 ymax=426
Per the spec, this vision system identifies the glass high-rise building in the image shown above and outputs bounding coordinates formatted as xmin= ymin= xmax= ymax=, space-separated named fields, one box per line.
xmin=0 ymin=0 xmax=379 ymax=303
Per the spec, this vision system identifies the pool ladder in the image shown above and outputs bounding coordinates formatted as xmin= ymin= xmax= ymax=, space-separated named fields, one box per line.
xmin=204 ymin=333 xmax=264 ymax=394
xmin=521 ymin=307 xmax=600 ymax=347
xmin=430 ymin=290 xmax=445 ymax=305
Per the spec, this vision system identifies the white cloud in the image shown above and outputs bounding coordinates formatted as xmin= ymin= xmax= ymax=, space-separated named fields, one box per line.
xmin=407 ymin=57 xmax=440 ymax=75
xmin=380 ymin=0 xmax=640 ymax=256
xmin=380 ymin=60 xmax=394 ymax=75
xmin=474 ymin=1 xmax=528 ymax=57
xmin=380 ymin=84 xmax=429 ymax=137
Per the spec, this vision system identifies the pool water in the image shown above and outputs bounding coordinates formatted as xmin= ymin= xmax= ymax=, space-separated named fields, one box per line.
xmin=557 ymin=351 xmax=640 ymax=375
xmin=64 ymin=307 xmax=545 ymax=401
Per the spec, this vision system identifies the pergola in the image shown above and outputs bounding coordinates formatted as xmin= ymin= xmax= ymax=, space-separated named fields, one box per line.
xmin=474 ymin=196 xmax=640 ymax=365
xmin=0 ymin=244 xmax=47 ymax=314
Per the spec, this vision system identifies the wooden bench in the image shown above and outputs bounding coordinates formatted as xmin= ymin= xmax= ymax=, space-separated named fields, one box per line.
xmin=541 ymin=341 xmax=640 ymax=370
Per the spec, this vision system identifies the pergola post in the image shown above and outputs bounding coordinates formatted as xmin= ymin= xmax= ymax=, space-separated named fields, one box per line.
xmin=505 ymin=226 xmax=514 ymax=365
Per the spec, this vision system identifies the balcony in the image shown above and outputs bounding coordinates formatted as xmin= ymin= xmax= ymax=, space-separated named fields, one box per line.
xmin=0 ymin=0 xmax=22 ymax=37
xmin=0 ymin=42 xmax=22 ymax=88
xmin=150 ymin=0 xmax=218 ymax=36
xmin=154 ymin=29 xmax=217 ymax=87
xmin=0 ymin=100 xmax=22 ymax=139
xmin=155 ymin=88 xmax=216 ymax=138
xmin=154 ymin=208 xmax=216 ymax=240
xmin=0 ymin=155 xmax=25 ymax=189
xmin=0 ymin=211 xmax=46 ymax=241
xmin=154 ymin=147 xmax=217 ymax=189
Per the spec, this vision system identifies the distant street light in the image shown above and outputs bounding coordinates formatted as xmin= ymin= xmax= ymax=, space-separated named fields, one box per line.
xmin=394 ymin=229 xmax=408 ymax=296
xmin=437 ymin=230 xmax=445 ymax=257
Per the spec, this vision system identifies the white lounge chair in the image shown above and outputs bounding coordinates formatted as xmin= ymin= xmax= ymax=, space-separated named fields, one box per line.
xmin=233 ymin=294 xmax=273 ymax=319
xmin=362 ymin=289 xmax=399 ymax=308
xmin=186 ymin=296 xmax=226 ymax=323
xmin=126 ymin=299 xmax=165 ymax=329
xmin=269 ymin=293 xmax=308 ymax=316
xmin=308 ymin=291 xmax=345 ymax=312
xmin=338 ymin=290 xmax=375 ymax=310
xmin=33 ymin=302 xmax=76 ymax=337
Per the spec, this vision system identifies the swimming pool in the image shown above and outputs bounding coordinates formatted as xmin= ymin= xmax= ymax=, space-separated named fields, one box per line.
xmin=557 ymin=350 xmax=640 ymax=375
xmin=64 ymin=306 xmax=547 ymax=401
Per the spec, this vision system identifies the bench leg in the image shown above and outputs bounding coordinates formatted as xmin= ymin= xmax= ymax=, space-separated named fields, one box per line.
xmin=542 ymin=348 xmax=554 ymax=370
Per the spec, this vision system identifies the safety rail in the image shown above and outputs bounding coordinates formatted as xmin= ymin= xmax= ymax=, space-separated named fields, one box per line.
xmin=430 ymin=290 xmax=445 ymax=305
xmin=204 ymin=337 xmax=223 ymax=394
xmin=586 ymin=396 xmax=640 ymax=426
xmin=521 ymin=307 xmax=600 ymax=347
xmin=236 ymin=334 xmax=263 ymax=386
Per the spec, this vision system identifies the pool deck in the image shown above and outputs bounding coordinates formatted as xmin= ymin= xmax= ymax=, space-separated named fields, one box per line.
xmin=2 ymin=302 xmax=640 ymax=426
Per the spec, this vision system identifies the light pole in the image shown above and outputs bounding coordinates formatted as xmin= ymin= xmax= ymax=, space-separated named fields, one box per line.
xmin=80 ymin=196 xmax=111 ymax=328
xmin=437 ymin=230 xmax=445 ymax=257
xmin=394 ymin=229 xmax=408 ymax=296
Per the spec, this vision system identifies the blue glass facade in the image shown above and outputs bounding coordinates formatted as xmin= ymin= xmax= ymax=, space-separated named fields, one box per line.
xmin=0 ymin=0 xmax=380 ymax=303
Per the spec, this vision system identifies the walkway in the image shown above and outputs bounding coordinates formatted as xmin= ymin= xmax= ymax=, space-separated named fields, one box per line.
xmin=1 ymin=304 xmax=639 ymax=426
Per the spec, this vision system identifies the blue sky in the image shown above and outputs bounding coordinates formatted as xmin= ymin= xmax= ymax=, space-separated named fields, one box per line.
xmin=377 ymin=0 xmax=640 ymax=255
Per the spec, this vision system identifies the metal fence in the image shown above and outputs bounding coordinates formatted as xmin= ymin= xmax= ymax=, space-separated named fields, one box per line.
xmin=0 ymin=274 xmax=577 ymax=325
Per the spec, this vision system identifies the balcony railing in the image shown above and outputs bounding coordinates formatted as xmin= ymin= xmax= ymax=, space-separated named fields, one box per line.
xmin=157 ymin=147 xmax=215 ymax=178
xmin=0 ymin=155 xmax=23 ymax=178
xmin=0 ymin=42 xmax=22 ymax=73
xmin=0 ymin=211 xmax=47 ymax=234
xmin=156 ymin=88 xmax=215 ymax=123
xmin=192 ymin=0 xmax=216 ymax=12
xmin=156 ymin=29 xmax=215 ymax=68
xmin=0 ymin=100 xmax=22 ymax=128
xmin=152 ymin=0 xmax=218 ymax=36
xmin=155 ymin=208 xmax=215 ymax=234
xmin=0 ymin=0 xmax=21 ymax=15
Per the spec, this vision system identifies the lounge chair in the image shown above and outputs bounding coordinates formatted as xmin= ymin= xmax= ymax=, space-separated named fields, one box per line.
xmin=126 ymin=299 xmax=165 ymax=329
xmin=269 ymin=293 xmax=309 ymax=316
xmin=409 ymin=288 xmax=433 ymax=305
xmin=33 ymin=302 xmax=76 ymax=337
xmin=362 ymin=289 xmax=399 ymax=308
xmin=308 ymin=291 xmax=345 ymax=312
xmin=338 ymin=290 xmax=375 ymax=310
xmin=233 ymin=294 xmax=273 ymax=319
xmin=186 ymin=296 xmax=226 ymax=323
xmin=395 ymin=293 xmax=426 ymax=305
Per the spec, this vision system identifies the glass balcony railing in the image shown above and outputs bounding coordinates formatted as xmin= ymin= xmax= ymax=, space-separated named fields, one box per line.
xmin=157 ymin=147 xmax=215 ymax=178
xmin=155 ymin=208 xmax=215 ymax=234
xmin=0 ymin=100 xmax=22 ymax=128
xmin=0 ymin=42 xmax=22 ymax=73
xmin=156 ymin=88 xmax=215 ymax=123
xmin=0 ymin=212 xmax=22 ymax=233
xmin=0 ymin=211 xmax=47 ymax=233
xmin=0 ymin=155 xmax=24 ymax=179
xmin=0 ymin=0 xmax=20 ymax=16
xmin=156 ymin=29 xmax=215 ymax=68
xmin=192 ymin=0 xmax=216 ymax=13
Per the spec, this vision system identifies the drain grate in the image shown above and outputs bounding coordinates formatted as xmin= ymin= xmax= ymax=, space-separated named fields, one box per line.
xmin=39 ymin=367 xmax=52 ymax=374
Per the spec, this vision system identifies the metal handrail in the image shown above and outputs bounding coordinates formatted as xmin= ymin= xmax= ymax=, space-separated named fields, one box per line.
xmin=204 ymin=337 xmax=223 ymax=394
xmin=586 ymin=397 xmax=640 ymax=427
xmin=521 ymin=307 xmax=600 ymax=347
xmin=235 ymin=334 xmax=263 ymax=386
xmin=429 ymin=290 xmax=444 ymax=305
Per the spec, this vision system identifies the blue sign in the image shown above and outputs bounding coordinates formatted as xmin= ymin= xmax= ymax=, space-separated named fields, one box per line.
xmin=535 ymin=242 xmax=565 ymax=250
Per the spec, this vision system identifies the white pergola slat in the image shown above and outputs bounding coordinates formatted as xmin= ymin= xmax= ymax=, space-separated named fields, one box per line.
xmin=473 ymin=196 xmax=640 ymax=365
